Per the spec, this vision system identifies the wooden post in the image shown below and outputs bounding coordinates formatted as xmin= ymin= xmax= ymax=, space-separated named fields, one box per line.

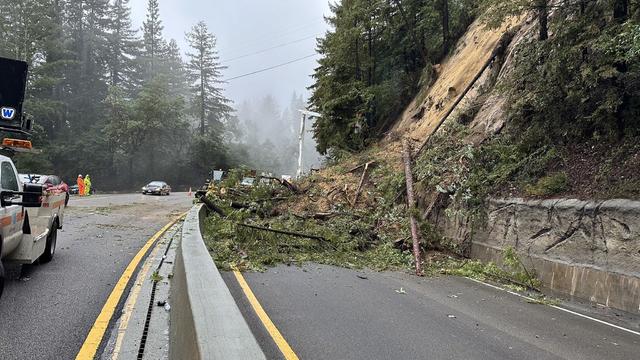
xmin=402 ymin=139 xmax=423 ymax=275
xmin=352 ymin=162 xmax=371 ymax=206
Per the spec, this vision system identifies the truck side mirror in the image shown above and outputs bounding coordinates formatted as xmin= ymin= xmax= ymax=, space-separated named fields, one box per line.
xmin=22 ymin=183 xmax=43 ymax=207
xmin=0 ymin=184 xmax=43 ymax=208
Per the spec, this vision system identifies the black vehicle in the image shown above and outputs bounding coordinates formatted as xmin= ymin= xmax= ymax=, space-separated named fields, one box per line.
xmin=142 ymin=181 xmax=171 ymax=196
xmin=0 ymin=57 xmax=31 ymax=133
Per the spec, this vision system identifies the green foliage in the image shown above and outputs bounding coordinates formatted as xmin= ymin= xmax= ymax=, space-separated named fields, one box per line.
xmin=202 ymin=164 xmax=422 ymax=272
xmin=370 ymin=164 xmax=405 ymax=204
xmin=310 ymin=0 xmax=479 ymax=155
xmin=203 ymin=200 xmax=413 ymax=272
xmin=150 ymin=271 xmax=163 ymax=282
xmin=13 ymin=152 xmax=54 ymax=174
xmin=0 ymin=0 xmax=242 ymax=189
xmin=438 ymin=246 xmax=540 ymax=289
xmin=504 ymin=17 xmax=640 ymax=142
xmin=413 ymin=121 xmax=562 ymax=224
xmin=186 ymin=21 xmax=233 ymax=135
xmin=525 ymin=173 xmax=568 ymax=196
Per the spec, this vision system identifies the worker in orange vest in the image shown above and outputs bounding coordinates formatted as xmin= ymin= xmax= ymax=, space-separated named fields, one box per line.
xmin=77 ymin=174 xmax=85 ymax=196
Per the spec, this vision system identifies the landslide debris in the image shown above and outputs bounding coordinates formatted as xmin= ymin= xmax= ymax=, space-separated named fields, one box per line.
xmin=200 ymin=164 xmax=415 ymax=272
xmin=200 ymin=165 xmax=544 ymax=299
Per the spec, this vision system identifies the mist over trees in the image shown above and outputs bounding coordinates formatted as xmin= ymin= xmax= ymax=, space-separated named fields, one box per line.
xmin=0 ymin=0 xmax=315 ymax=190
xmin=236 ymin=92 xmax=323 ymax=176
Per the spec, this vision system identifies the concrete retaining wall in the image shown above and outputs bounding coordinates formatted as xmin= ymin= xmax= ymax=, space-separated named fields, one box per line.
xmin=436 ymin=198 xmax=640 ymax=313
xmin=170 ymin=204 xmax=266 ymax=360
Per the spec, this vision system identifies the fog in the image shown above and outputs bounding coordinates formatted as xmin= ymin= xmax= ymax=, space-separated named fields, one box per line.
xmin=130 ymin=0 xmax=331 ymax=174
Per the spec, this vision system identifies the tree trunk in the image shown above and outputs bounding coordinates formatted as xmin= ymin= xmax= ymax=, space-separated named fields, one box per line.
xmin=442 ymin=0 xmax=450 ymax=55
xmin=537 ymin=0 xmax=549 ymax=41
xmin=354 ymin=19 xmax=361 ymax=81
xmin=402 ymin=139 xmax=423 ymax=275
xmin=128 ymin=156 xmax=134 ymax=186
xmin=391 ymin=0 xmax=427 ymax=61
xmin=616 ymin=93 xmax=629 ymax=140
xmin=613 ymin=0 xmax=628 ymax=21
xmin=367 ymin=22 xmax=373 ymax=86
xmin=200 ymin=58 xmax=206 ymax=135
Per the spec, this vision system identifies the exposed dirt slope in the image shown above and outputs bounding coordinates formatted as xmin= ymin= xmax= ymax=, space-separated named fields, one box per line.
xmin=387 ymin=18 xmax=520 ymax=145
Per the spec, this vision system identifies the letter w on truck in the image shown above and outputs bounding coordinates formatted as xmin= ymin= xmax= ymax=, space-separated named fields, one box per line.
xmin=0 ymin=57 xmax=64 ymax=299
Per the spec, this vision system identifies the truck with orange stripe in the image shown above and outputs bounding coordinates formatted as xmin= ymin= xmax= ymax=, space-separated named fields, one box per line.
xmin=0 ymin=57 xmax=65 ymax=299
xmin=0 ymin=149 xmax=66 ymax=299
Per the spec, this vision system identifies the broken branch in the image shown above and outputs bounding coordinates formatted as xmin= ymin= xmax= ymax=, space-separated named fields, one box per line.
xmin=199 ymin=195 xmax=226 ymax=217
xmin=237 ymin=223 xmax=328 ymax=244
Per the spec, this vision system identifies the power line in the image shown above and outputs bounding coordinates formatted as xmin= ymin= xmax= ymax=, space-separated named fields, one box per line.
xmin=221 ymin=34 xmax=319 ymax=64
xmin=225 ymin=54 xmax=318 ymax=81
xmin=218 ymin=19 xmax=324 ymax=56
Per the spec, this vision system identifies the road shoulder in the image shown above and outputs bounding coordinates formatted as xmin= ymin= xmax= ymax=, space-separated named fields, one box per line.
xmin=100 ymin=222 xmax=182 ymax=360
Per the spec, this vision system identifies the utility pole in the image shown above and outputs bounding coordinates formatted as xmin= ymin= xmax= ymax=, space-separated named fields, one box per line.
xmin=296 ymin=109 xmax=321 ymax=178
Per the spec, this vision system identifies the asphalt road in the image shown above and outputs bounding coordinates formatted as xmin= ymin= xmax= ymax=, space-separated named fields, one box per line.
xmin=0 ymin=193 xmax=192 ymax=360
xmin=223 ymin=264 xmax=640 ymax=360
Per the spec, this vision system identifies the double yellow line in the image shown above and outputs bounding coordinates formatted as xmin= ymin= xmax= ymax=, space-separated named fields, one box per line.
xmin=76 ymin=214 xmax=185 ymax=360
xmin=77 ymin=210 xmax=299 ymax=360
xmin=233 ymin=269 xmax=300 ymax=360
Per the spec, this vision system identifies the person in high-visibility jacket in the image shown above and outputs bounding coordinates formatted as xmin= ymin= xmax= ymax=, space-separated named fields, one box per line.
xmin=84 ymin=174 xmax=92 ymax=196
xmin=77 ymin=174 xmax=85 ymax=196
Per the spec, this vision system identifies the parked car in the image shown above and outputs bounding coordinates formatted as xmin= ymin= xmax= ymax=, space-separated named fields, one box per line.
xmin=68 ymin=185 xmax=79 ymax=195
xmin=142 ymin=181 xmax=171 ymax=196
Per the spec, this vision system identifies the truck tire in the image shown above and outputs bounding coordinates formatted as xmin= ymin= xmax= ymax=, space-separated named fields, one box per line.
xmin=40 ymin=223 xmax=57 ymax=264
xmin=0 ymin=261 xmax=5 ymax=299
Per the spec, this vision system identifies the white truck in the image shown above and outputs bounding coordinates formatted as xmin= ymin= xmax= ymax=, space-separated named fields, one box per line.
xmin=0 ymin=141 xmax=65 ymax=299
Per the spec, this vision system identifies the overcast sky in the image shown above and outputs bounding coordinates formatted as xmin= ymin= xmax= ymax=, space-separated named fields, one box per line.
xmin=130 ymin=0 xmax=332 ymax=109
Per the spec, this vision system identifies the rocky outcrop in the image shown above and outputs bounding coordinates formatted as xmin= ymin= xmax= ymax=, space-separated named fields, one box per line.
xmin=480 ymin=198 xmax=640 ymax=276
xmin=436 ymin=197 xmax=640 ymax=313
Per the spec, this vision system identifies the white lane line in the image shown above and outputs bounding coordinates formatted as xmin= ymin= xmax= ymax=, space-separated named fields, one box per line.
xmin=465 ymin=277 xmax=640 ymax=337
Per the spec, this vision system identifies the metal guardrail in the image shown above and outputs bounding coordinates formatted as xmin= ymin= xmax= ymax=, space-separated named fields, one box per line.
xmin=170 ymin=204 xmax=266 ymax=360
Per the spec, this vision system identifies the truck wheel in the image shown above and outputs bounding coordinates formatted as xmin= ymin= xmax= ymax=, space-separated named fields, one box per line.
xmin=0 ymin=261 xmax=5 ymax=299
xmin=40 ymin=224 xmax=57 ymax=263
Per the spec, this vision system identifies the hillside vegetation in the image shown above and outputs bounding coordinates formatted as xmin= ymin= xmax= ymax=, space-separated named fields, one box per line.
xmin=203 ymin=1 xmax=640 ymax=277
xmin=312 ymin=0 xmax=640 ymax=202
xmin=0 ymin=0 xmax=251 ymax=189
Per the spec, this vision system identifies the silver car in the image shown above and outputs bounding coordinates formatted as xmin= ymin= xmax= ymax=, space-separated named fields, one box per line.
xmin=142 ymin=181 xmax=171 ymax=196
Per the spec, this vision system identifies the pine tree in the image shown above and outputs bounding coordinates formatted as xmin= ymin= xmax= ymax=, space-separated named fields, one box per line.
xmin=0 ymin=0 xmax=52 ymax=61
xmin=106 ymin=0 xmax=142 ymax=92
xmin=80 ymin=0 xmax=111 ymax=82
xmin=142 ymin=0 xmax=166 ymax=79
xmin=185 ymin=21 xmax=232 ymax=136
xmin=163 ymin=39 xmax=189 ymax=98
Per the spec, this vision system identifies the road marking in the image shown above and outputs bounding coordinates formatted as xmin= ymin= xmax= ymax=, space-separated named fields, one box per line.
xmin=76 ymin=214 xmax=186 ymax=360
xmin=110 ymin=235 xmax=164 ymax=360
xmin=466 ymin=277 xmax=640 ymax=337
xmin=233 ymin=269 xmax=300 ymax=360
